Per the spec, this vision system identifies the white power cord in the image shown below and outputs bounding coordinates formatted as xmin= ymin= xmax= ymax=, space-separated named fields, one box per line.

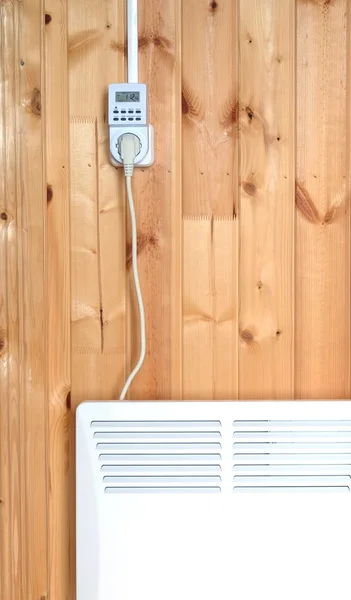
xmin=118 ymin=134 xmax=146 ymax=401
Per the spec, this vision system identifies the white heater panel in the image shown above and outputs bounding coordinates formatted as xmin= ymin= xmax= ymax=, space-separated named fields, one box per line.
xmin=77 ymin=401 xmax=351 ymax=600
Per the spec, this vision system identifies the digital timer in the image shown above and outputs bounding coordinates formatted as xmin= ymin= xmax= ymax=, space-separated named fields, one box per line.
xmin=116 ymin=91 xmax=140 ymax=102
xmin=108 ymin=82 xmax=154 ymax=167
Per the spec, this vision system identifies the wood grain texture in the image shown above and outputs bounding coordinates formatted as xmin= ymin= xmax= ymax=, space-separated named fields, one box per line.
xmin=18 ymin=0 xmax=49 ymax=597
xmin=170 ymin=3 xmax=183 ymax=400
xmin=295 ymin=0 xmax=350 ymax=398
xmin=183 ymin=216 xmax=238 ymax=399
xmin=182 ymin=0 xmax=238 ymax=217
xmin=126 ymin=0 xmax=182 ymax=400
xmin=69 ymin=0 xmax=126 ymax=404
xmin=44 ymin=1 xmax=71 ymax=599
xmin=0 ymin=4 xmax=20 ymax=599
xmin=182 ymin=0 xmax=239 ymax=398
xmin=0 ymin=0 xmax=48 ymax=599
xmin=183 ymin=217 xmax=214 ymax=398
xmin=238 ymin=0 xmax=295 ymax=399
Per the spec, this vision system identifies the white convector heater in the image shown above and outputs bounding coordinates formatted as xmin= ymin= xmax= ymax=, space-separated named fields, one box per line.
xmin=76 ymin=401 xmax=351 ymax=600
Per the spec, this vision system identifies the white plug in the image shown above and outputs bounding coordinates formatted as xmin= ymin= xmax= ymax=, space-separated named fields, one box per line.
xmin=119 ymin=133 xmax=141 ymax=176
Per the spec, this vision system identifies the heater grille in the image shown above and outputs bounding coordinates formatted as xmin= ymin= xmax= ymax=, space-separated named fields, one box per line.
xmin=232 ymin=420 xmax=351 ymax=492
xmin=92 ymin=420 xmax=222 ymax=493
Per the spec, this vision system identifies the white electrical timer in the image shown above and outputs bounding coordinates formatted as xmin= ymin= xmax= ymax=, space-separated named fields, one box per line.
xmin=108 ymin=83 xmax=154 ymax=167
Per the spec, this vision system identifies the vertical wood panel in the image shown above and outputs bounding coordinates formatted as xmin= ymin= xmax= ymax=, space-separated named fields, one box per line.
xmin=183 ymin=217 xmax=214 ymax=398
xmin=183 ymin=216 xmax=238 ymax=399
xmin=0 ymin=4 xmax=20 ymax=599
xmin=44 ymin=1 xmax=71 ymax=599
xmin=238 ymin=0 xmax=295 ymax=399
xmin=1 ymin=0 xmax=48 ymax=598
xmin=127 ymin=0 xmax=182 ymax=400
xmin=296 ymin=0 xmax=350 ymax=398
xmin=69 ymin=0 xmax=126 ymax=404
xmin=182 ymin=0 xmax=238 ymax=399
xmin=213 ymin=218 xmax=238 ymax=399
xmin=18 ymin=0 xmax=48 ymax=596
xmin=182 ymin=0 xmax=238 ymax=217
xmin=170 ymin=9 xmax=183 ymax=399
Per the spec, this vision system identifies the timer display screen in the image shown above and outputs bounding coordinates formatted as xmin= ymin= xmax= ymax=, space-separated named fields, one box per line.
xmin=115 ymin=91 xmax=140 ymax=102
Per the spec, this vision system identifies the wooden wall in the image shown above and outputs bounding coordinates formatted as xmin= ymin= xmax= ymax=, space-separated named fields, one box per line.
xmin=0 ymin=0 xmax=350 ymax=598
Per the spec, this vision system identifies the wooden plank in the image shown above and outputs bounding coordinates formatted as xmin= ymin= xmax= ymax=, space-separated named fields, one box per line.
xmin=170 ymin=3 xmax=182 ymax=400
xmin=182 ymin=0 xmax=238 ymax=400
xmin=18 ymin=0 xmax=49 ymax=596
xmin=70 ymin=116 xmax=126 ymax=401
xmin=238 ymin=0 xmax=295 ymax=399
xmin=182 ymin=0 xmax=238 ymax=217
xmin=295 ymin=0 xmax=350 ymax=398
xmin=126 ymin=0 xmax=182 ymax=400
xmin=183 ymin=217 xmax=213 ymax=398
xmin=213 ymin=218 xmax=238 ymax=399
xmin=1 ymin=0 xmax=48 ymax=597
xmin=70 ymin=118 xmax=102 ymax=352
xmin=0 ymin=4 xmax=20 ymax=599
xmin=69 ymin=0 xmax=126 ymax=404
xmin=44 ymin=1 xmax=71 ymax=599
xmin=183 ymin=217 xmax=238 ymax=400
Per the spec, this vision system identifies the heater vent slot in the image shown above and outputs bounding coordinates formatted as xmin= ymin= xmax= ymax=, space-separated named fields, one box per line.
xmin=232 ymin=420 xmax=351 ymax=492
xmin=92 ymin=420 xmax=222 ymax=493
